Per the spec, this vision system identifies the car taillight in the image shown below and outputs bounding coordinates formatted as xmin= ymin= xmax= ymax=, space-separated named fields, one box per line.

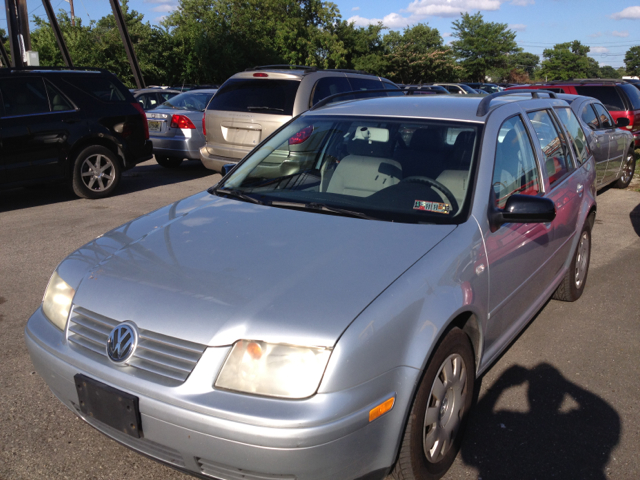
xmin=202 ymin=113 xmax=207 ymax=136
xmin=253 ymin=73 xmax=268 ymax=77
xmin=289 ymin=125 xmax=313 ymax=145
xmin=170 ymin=114 xmax=196 ymax=129
xmin=132 ymin=102 xmax=149 ymax=139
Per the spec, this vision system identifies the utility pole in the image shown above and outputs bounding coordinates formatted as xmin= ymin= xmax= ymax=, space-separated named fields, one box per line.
xmin=4 ymin=0 xmax=27 ymax=66
xmin=65 ymin=0 xmax=75 ymax=26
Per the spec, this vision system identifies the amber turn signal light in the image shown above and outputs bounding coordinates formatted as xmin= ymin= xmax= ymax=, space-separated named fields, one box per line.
xmin=369 ymin=397 xmax=395 ymax=422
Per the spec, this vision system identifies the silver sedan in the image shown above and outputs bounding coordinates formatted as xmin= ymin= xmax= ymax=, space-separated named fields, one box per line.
xmin=26 ymin=91 xmax=596 ymax=480
xmin=146 ymin=89 xmax=217 ymax=168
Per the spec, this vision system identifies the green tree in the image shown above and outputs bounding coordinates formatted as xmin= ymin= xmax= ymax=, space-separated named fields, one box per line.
xmin=335 ymin=21 xmax=387 ymax=74
xmin=624 ymin=46 xmax=640 ymax=77
xmin=599 ymin=65 xmax=620 ymax=79
xmin=450 ymin=12 xmax=518 ymax=82
xmin=382 ymin=24 xmax=459 ymax=84
xmin=539 ymin=41 xmax=594 ymax=81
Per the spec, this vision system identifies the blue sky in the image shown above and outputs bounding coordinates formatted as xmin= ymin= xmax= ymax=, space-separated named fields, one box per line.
xmin=6 ymin=0 xmax=640 ymax=69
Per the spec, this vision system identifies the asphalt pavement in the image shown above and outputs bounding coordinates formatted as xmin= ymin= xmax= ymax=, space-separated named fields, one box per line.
xmin=0 ymin=160 xmax=638 ymax=480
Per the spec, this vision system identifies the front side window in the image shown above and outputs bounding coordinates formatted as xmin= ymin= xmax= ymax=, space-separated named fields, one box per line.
xmin=581 ymin=104 xmax=600 ymax=129
xmin=555 ymin=107 xmax=590 ymax=165
xmin=218 ymin=115 xmax=481 ymax=224
xmin=493 ymin=116 xmax=541 ymax=209
xmin=593 ymin=103 xmax=614 ymax=128
xmin=527 ymin=109 xmax=573 ymax=187
xmin=0 ymin=77 xmax=50 ymax=116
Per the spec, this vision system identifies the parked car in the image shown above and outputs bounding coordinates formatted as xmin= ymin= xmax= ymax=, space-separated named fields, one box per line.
xmin=133 ymin=88 xmax=181 ymax=110
xmin=506 ymin=80 xmax=640 ymax=147
xmin=26 ymin=90 xmax=596 ymax=480
xmin=146 ymin=89 xmax=218 ymax=168
xmin=200 ymin=65 xmax=400 ymax=172
xmin=0 ymin=67 xmax=152 ymax=198
xmin=552 ymin=93 xmax=636 ymax=189
xmin=401 ymin=84 xmax=450 ymax=94
xmin=463 ymin=82 xmax=502 ymax=94
xmin=431 ymin=83 xmax=478 ymax=94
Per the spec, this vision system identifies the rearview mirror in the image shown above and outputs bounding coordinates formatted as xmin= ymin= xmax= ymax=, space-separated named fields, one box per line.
xmin=490 ymin=194 xmax=556 ymax=232
xmin=616 ymin=117 xmax=630 ymax=128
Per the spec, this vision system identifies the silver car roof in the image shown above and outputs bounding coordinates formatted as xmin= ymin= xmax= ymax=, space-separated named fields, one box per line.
xmin=307 ymin=93 xmax=572 ymax=123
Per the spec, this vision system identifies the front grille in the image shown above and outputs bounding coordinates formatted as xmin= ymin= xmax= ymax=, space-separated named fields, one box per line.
xmin=67 ymin=306 xmax=206 ymax=385
xmin=197 ymin=457 xmax=296 ymax=480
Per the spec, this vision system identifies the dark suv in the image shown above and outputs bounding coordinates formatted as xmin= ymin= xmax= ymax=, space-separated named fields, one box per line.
xmin=0 ymin=67 xmax=152 ymax=198
xmin=506 ymin=80 xmax=640 ymax=147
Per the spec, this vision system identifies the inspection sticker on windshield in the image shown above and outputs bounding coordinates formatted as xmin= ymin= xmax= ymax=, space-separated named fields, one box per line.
xmin=413 ymin=200 xmax=451 ymax=214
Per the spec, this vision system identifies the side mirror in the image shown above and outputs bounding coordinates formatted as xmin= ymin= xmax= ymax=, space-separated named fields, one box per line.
xmin=221 ymin=163 xmax=235 ymax=176
xmin=616 ymin=117 xmax=630 ymax=128
xmin=490 ymin=194 xmax=556 ymax=232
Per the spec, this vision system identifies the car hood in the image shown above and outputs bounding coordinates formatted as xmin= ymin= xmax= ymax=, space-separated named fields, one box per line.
xmin=71 ymin=193 xmax=455 ymax=347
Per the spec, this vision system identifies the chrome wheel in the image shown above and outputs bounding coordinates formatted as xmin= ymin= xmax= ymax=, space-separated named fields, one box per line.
xmin=80 ymin=154 xmax=116 ymax=192
xmin=423 ymin=353 xmax=468 ymax=463
xmin=574 ymin=230 xmax=590 ymax=289
xmin=620 ymin=153 xmax=635 ymax=185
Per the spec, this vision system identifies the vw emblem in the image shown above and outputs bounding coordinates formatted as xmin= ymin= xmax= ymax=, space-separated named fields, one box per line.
xmin=106 ymin=323 xmax=138 ymax=364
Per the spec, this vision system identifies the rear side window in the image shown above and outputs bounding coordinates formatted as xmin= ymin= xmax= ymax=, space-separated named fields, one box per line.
xmin=62 ymin=75 xmax=130 ymax=102
xmin=0 ymin=77 xmax=50 ymax=116
xmin=311 ymin=77 xmax=351 ymax=106
xmin=493 ymin=116 xmax=540 ymax=208
xmin=619 ymin=83 xmax=640 ymax=110
xmin=208 ymin=78 xmax=300 ymax=116
xmin=527 ymin=109 xmax=573 ymax=187
xmin=46 ymin=81 xmax=74 ymax=111
xmin=575 ymin=86 xmax=625 ymax=111
xmin=555 ymin=107 xmax=590 ymax=165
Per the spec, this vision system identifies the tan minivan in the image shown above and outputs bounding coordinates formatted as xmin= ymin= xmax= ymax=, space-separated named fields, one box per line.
xmin=200 ymin=66 xmax=399 ymax=172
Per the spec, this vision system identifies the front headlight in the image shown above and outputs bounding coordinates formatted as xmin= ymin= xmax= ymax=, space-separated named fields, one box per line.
xmin=42 ymin=271 xmax=76 ymax=330
xmin=215 ymin=340 xmax=332 ymax=399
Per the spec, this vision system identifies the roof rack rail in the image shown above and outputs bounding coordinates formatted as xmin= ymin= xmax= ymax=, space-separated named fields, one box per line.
xmin=0 ymin=65 xmax=110 ymax=74
xmin=310 ymin=88 xmax=403 ymax=110
xmin=244 ymin=65 xmax=318 ymax=72
xmin=547 ymin=78 xmax=621 ymax=85
xmin=326 ymin=68 xmax=374 ymax=76
xmin=476 ymin=89 xmax=557 ymax=117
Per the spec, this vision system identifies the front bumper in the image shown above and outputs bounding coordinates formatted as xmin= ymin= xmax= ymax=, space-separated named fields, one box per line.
xmin=25 ymin=307 xmax=416 ymax=480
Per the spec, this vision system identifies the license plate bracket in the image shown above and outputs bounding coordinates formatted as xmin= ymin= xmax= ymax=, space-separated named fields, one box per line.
xmin=148 ymin=120 xmax=161 ymax=132
xmin=74 ymin=374 xmax=142 ymax=438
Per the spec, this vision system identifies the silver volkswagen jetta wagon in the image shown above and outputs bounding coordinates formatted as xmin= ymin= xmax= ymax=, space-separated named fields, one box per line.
xmin=26 ymin=90 xmax=596 ymax=480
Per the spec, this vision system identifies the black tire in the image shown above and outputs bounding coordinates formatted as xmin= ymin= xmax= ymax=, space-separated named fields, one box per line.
xmin=614 ymin=148 xmax=636 ymax=189
xmin=552 ymin=221 xmax=591 ymax=302
xmin=72 ymin=146 xmax=122 ymax=199
xmin=390 ymin=328 xmax=475 ymax=480
xmin=155 ymin=155 xmax=183 ymax=168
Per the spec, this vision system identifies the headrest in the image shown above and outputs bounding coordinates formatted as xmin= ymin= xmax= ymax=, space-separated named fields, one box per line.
xmin=409 ymin=128 xmax=443 ymax=151
xmin=453 ymin=131 xmax=475 ymax=149
xmin=348 ymin=126 xmax=392 ymax=158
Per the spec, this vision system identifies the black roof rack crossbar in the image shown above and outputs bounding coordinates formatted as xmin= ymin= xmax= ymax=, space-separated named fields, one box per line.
xmin=245 ymin=65 xmax=318 ymax=72
xmin=310 ymin=88 xmax=404 ymax=111
xmin=476 ymin=89 xmax=557 ymax=117
xmin=0 ymin=65 xmax=111 ymax=74
xmin=547 ymin=78 xmax=622 ymax=85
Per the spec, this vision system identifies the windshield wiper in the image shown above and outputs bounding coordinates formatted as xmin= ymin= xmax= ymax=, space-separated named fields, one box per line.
xmin=270 ymin=200 xmax=378 ymax=220
xmin=211 ymin=187 xmax=265 ymax=205
xmin=246 ymin=106 xmax=284 ymax=112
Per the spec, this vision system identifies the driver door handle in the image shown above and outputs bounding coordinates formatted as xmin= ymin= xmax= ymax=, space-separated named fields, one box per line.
xmin=577 ymin=183 xmax=584 ymax=196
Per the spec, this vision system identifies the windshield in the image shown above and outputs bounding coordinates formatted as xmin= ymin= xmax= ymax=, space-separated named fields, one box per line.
xmin=161 ymin=91 xmax=216 ymax=111
xmin=218 ymin=115 xmax=480 ymax=224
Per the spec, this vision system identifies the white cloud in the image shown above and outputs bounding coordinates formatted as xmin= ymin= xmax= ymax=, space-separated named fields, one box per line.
xmin=612 ymin=30 xmax=629 ymax=37
xmin=589 ymin=32 xmax=603 ymax=38
xmin=442 ymin=32 xmax=452 ymax=37
xmin=511 ymin=0 xmax=534 ymax=5
xmin=509 ymin=23 xmax=526 ymax=31
xmin=154 ymin=15 xmax=167 ymax=22
xmin=151 ymin=4 xmax=176 ymax=12
xmin=611 ymin=6 xmax=640 ymax=20
xmin=352 ymin=6 xmax=360 ymax=11
xmin=348 ymin=13 xmax=414 ymax=28
xmin=406 ymin=0 xmax=502 ymax=18
xmin=591 ymin=47 xmax=610 ymax=54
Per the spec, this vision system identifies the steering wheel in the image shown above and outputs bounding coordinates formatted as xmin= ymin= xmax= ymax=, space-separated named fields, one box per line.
xmin=400 ymin=176 xmax=459 ymax=213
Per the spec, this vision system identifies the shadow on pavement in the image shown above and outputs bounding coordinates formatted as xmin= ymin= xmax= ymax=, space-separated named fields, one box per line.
xmin=0 ymin=160 xmax=216 ymax=213
xmin=461 ymin=363 xmax=619 ymax=480
xmin=629 ymin=202 xmax=640 ymax=237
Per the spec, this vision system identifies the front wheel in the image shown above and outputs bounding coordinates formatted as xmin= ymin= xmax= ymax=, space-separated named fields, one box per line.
xmin=552 ymin=221 xmax=591 ymax=302
xmin=390 ymin=328 xmax=475 ymax=480
xmin=72 ymin=146 xmax=122 ymax=199
xmin=614 ymin=148 xmax=635 ymax=189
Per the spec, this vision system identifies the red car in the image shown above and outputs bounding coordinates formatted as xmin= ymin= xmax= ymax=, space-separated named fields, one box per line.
xmin=506 ymin=80 xmax=640 ymax=146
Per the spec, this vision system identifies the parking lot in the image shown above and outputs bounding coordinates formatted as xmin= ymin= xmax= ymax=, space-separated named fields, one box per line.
xmin=1 ymin=159 xmax=639 ymax=480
